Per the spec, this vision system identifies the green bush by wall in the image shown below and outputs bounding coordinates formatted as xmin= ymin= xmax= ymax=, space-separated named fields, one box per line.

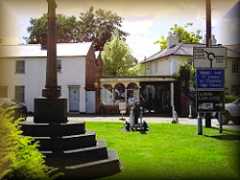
xmin=225 ymin=95 xmax=239 ymax=103
xmin=0 ymin=107 xmax=61 ymax=180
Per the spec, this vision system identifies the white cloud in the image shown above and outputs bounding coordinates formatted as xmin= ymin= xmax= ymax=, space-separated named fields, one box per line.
xmin=122 ymin=17 xmax=155 ymax=36
xmin=122 ymin=17 xmax=160 ymax=61
xmin=126 ymin=35 xmax=159 ymax=61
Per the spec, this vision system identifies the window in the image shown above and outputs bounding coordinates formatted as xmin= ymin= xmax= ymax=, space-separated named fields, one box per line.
xmin=16 ymin=60 xmax=25 ymax=74
xmin=153 ymin=62 xmax=158 ymax=74
xmin=57 ymin=60 xmax=62 ymax=73
xmin=0 ymin=86 xmax=8 ymax=98
xmin=15 ymin=86 xmax=25 ymax=103
xmin=232 ymin=62 xmax=240 ymax=73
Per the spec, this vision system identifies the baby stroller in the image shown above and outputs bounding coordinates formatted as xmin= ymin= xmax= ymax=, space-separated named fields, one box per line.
xmin=125 ymin=102 xmax=149 ymax=133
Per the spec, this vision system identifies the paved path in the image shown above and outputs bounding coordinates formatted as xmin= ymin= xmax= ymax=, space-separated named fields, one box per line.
xmin=26 ymin=116 xmax=239 ymax=131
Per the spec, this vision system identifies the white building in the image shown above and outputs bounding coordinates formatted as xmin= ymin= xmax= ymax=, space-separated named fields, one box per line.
xmin=142 ymin=42 xmax=240 ymax=95
xmin=0 ymin=42 xmax=97 ymax=113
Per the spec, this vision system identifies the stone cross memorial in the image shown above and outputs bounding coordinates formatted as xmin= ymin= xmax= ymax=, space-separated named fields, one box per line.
xmin=21 ymin=1 xmax=121 ymax=178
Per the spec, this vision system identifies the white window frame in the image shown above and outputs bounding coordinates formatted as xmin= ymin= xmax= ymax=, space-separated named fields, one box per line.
xmin=15 ymin=60 xmax=25 ymax=74
xmin=15 ymin=85 xmax=25 ymax=103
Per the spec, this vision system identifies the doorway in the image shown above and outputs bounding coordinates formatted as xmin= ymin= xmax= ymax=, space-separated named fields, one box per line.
xmin=69 ymin=86 xmax=80 ymax=112
xmin=86 ymin=91 xmax=96 ymax=113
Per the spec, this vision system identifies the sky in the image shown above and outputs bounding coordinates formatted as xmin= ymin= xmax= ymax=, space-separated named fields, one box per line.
xmin=0 ymin=0 xmax=238 ymax=61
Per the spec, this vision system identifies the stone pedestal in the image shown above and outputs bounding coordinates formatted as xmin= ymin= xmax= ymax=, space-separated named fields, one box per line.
xmin=21 ymin=120 xmax=121 ymax=178
xmin=34 ymin=98 xmax=67 ymax=123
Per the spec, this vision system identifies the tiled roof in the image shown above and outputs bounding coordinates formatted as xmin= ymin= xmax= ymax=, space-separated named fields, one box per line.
xmin=0 ymin=42 xmax=92 ymax=58
xmin=224 ymin=1 xmax=240 ymax=18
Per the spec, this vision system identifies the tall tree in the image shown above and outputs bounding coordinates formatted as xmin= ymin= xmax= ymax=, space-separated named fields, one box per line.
xmin=154 ymin=23 xmax=202 ymax=49
xmin=101 ymin=33 xmax=135 ymax=76
xmin=26 ymin=7 xmax=127 ymax=50
xmin=26 ymin=14 xmax=80 ymax=44
xmin=78 ymin=6 xmax=127 ymax=50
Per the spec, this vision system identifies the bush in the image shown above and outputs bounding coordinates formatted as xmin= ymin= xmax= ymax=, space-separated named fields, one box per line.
xmin=225 ymin=95 xmax=239 ymax=103
xmin=0 ymin=107 xmax=60 ymax=180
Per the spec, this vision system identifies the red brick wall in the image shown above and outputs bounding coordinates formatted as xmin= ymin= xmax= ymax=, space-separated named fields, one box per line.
xmin=85 ymin=44 xmax=103 ymax=113
xmin=85 ymin=45 xmax=102 ymax=91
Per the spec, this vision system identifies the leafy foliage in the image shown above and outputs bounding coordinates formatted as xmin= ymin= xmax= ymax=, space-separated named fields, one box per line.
xmin=154 ymin=36 xmax=168 ymax=50
xmin=101 ymin=33 xmax=136 ymax=76
xmin=127 ymin=64 xmax=145 ymax=76
xmin=0 ymin=108 xmax=18 ymax=179
xmin=26 ymin=6 xmax=127 ymax=50
xmin=0 ymin=107 xmax=59 ymax=180
xmin=176 ymin=63 xmax=195 ymax=93
xmin=26 ymin=14 xmax=79 ymax=44
xmin=224 ymin=95 xmax=239 ymax=103
xmin=154 ymin=23 xmax=202 ymax=49
xmin=79 ymin=6 xmax=127 ymax=50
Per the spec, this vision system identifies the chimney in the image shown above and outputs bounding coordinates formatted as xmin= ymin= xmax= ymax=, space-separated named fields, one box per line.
xmin=167 ymin=32 xmax=179 ymax=48
xmin=203 ymin=34 xmax=217 ymax=45
xmin=212 ymin=35 xmax=217 ymax=45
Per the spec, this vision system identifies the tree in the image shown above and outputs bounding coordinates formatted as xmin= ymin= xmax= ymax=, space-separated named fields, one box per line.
xmin=26 ymin=14 xmax=80 ymax=44
xmin=79 ymin=6 xmax=127 ymax=50
xmin=127 ymin=64 xmax=145 ymax=76
xmin=177 ymin=63 xmax=192 ymax=93
xmin=154 ymin=23 xmax=202 ymax=49
xmin=101 ymin=33 xmax=136 ymax=76
xmin=26 ymin=7 xmax=127 ymax=50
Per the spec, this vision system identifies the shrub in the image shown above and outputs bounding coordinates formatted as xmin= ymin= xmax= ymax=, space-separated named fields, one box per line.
xmin=225 ymin=95 xmax=239 ymax=103
xmin=0 ymin=107 xmax=60 ymax=180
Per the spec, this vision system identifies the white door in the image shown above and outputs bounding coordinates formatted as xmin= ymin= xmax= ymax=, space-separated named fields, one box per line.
xmin=86 ymin=91 xmax=96 ymax=113
xmin=69 ymin=86 xmax=80 ymax=112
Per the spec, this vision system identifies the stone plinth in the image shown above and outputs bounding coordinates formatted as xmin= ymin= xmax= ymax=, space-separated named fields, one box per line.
xmin=21 ymin=119 xmax=121 ymax=178
xmin=34 ymin=98 xmax=67 ymax=123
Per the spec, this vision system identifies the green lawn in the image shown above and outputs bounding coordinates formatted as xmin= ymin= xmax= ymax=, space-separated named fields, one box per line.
xmin=86 ymin=122 xmax=240 ymax=180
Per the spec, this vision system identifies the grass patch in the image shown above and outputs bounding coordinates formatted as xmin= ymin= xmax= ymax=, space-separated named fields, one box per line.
xmin=86 ymin=122 xmax=240 ymax=180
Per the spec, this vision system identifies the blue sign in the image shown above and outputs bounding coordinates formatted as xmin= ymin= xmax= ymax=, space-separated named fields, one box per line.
xmin=196 ymin=69 xmax=224 ymax=90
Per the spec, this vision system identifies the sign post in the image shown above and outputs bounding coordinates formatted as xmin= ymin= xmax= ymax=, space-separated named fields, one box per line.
xmin=197 ymin=113 xmax=203 ymax=135
xmin=194 ymin=47 xmax=226 ymax=135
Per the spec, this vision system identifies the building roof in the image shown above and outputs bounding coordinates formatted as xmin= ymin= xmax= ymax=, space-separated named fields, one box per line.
xmin=0 ymin=42 xmax=92 ymax=58
xmin=141 ymin=43 xmax=240 ymax=64
xmin=142 ymin=43 xmax=205 ymax=63
xmin=224 ymin=1 xmax=240 ymax=19
xmin=224 ymin=44 xmax=240 ymax=58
